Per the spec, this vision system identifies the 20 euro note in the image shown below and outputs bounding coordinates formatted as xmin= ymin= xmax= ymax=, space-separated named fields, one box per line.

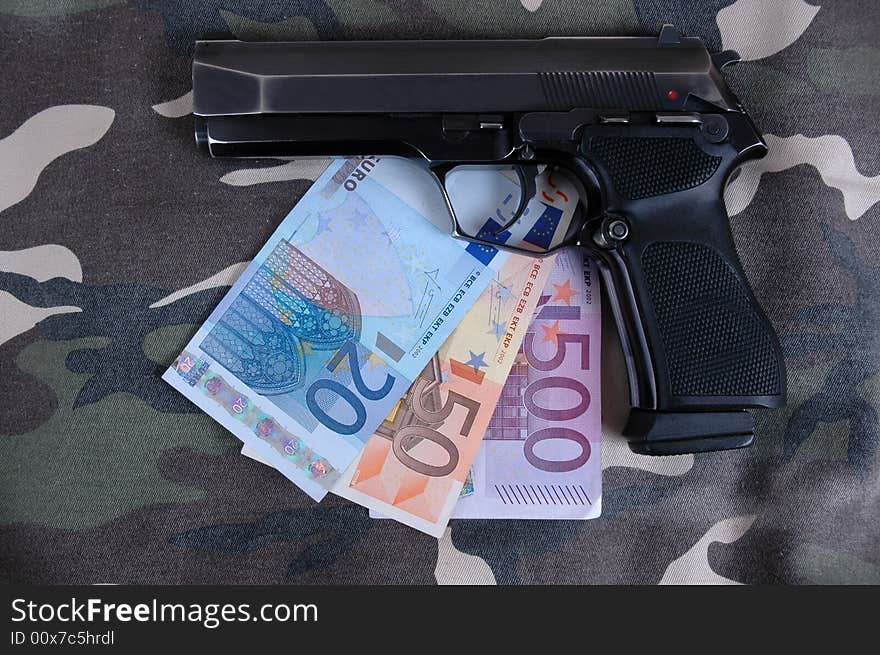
xmin=453 ymin=248 xmax=602 ymax=519
xmin=332 ymin=250 xmax=555 ymax=536
xmin=163 ymin=157 xmax=506 ymax=500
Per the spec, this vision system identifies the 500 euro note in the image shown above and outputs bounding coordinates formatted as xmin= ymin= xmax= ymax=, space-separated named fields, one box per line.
xmin=333 ymin=251 xmax=555 ymax=536
xmin=453 ymin=248 xmax=601 ymax=519
xmin=164 ymin=157 xmax=507 ymax=500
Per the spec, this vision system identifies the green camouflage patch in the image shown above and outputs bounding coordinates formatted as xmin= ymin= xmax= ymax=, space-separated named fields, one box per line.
xmin=0 ymin=338 xmax=233 ymax=529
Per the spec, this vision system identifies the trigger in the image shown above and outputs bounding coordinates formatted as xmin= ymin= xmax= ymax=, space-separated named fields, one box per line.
xmin=493 ymin=164 xmax=539 ymax=234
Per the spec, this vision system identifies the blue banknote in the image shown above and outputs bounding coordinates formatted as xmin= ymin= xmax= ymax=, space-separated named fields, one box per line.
xmin=163 ymin=157 xmax=508 ymax=499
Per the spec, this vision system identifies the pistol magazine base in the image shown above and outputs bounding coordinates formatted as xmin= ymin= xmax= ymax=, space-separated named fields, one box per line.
xmin=623 ymin=409 xmax=755 ymax=455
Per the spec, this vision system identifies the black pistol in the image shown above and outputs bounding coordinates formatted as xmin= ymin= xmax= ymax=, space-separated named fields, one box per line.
xmin=190 ymin=25 xmax=786 ymax=456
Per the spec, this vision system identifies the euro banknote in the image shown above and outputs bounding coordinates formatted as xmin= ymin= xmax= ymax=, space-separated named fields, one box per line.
xmin=164 ymin=157 xmax=508 ymax=500
xmin=453 ymin=248 xmax=602 ymax=519
xmin=333 ymin=251 xmax=555 ymax=536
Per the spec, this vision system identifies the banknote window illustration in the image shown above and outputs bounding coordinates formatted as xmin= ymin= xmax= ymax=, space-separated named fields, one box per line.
xmin=201 ymin=239 xmax=362 ymax=395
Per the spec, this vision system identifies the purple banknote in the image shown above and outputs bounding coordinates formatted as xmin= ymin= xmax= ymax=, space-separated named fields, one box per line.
xmin=453 ymin=248 xmax=601 ymax=519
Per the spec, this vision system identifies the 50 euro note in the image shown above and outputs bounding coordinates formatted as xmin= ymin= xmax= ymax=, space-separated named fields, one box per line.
xmin=453 ymin=248 xmax=602 ymax=519
xmin=332 ymin=251 xmax=555 ymax=536
xmin=164 ymin=157 xmax=508 ymax=501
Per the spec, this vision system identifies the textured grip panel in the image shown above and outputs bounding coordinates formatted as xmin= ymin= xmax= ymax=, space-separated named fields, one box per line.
xmin=539 ymin=71 xmax=659 ymax=110
xmin=588 ymin=136 xmax=721 ymax=199
xmin=642 ymin=241 xmax=781 ymax=397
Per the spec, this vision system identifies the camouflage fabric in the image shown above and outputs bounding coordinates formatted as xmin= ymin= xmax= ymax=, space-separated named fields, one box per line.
xmin=1 ymin=1 xmax=877 ymax=585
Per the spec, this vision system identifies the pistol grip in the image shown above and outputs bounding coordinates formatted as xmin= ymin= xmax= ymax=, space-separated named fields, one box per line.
xmin=579 ymin=117 xmax=786 ymax=455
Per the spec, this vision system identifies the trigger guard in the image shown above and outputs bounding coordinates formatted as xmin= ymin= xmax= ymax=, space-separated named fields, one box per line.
xmin=494 ymin=164 xmax=539 ymax=234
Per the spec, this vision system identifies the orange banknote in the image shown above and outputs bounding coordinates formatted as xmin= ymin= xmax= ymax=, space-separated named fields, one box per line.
xmin=332 ymin=252 xmax=555 ymax=536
